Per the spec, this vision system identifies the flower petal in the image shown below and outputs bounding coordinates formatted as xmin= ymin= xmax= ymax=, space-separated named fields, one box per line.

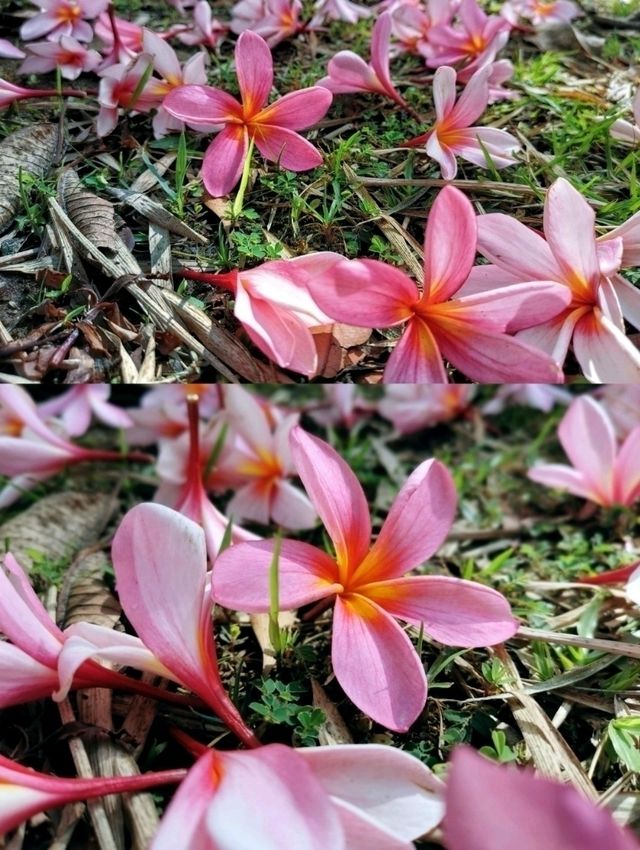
xmin=614 ymin=426 xmax=640 ymax=505
xmin=527 ymin=463 xmax=597 ymax=503
xmin=362 ymin=576 xmax=518 ymax=646
xmin=256 ymin=87 xmax=333 ymax=130
xmin=213 ymin=539 xmax=341 ymax=612
xmin=271 ymin=481 xmax=318 ymax=530
xmin=151 ymin=751 xmax=214 ymax=850
xmin=162 ymin=85 xmax=243 ymax=126
xmin=572 ymin=309 xmax=640 ymax=383
xmin=252 ymin=126 xmax=323 ymax=171
xmin=384 ymin=317 xmax=449 ymax=383
xmin=332 ymin=594 xmax=427 ymax=731
xmin=451 ymin=281 xmax=571 ymax=332
xmin=201 ymin=125 xmax=248 ymax=196
xmin=235 ymin=29 xmax=273 ymax=115
xmin=290 ymin=426 xmax=372 ymax=575
xmin=544 ymin=178 xmax=599 ymax=295
xmin=557 ymin=395 xmax=617 ymax=499
xmin=0 ymin=642 xmax=59 ymax=709
xmin=353 ymin=460 xmax=456 ymax=584
xmin=423 ymin=186 xmax=477 ymax=302
xmin=477 ymin=213 xmax=562 ymax=281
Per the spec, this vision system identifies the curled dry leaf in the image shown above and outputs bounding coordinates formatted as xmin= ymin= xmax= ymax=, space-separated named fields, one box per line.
xmin=0 ymin=491 xmax=116 ymax=574
xmin=58 ymin=170 xmax=118 ymax=251
xmin=0 ymin=123 xmax=60 ymax=232
xmin=57 ymin=548 xmax=121 ymax=630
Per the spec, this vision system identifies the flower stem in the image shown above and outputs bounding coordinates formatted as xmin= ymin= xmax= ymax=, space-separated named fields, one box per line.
xmin=232 ymin=135 xmax=255 ymax=218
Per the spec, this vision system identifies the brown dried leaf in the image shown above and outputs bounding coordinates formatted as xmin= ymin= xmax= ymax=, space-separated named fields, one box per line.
xmin=0 ymin=123 xmax=60 ymax=232
xmin=311 ymin=680 xmax=354 ymax=745
xmin=57 ymin=549 xmax=121 ymax=630
xmin=0 ymin=491 xmax=116 ymax=575
xmin=58 ymin=170 xmax=117 ymax=250
xmin=332 ymin=323 xmax=371 ymax=348
xmin=250 ymin=611 xmax=297 ymax=674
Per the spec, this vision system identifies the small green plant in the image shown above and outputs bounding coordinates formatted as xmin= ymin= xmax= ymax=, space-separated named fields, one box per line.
xmin=249 ymin=679 xmax=325 ymax=745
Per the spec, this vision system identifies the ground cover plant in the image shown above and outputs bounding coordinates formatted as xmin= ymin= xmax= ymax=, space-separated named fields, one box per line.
xmin=1 ymin=383 xmax=640 ymax=847
xmin=0 ymin=0 xmax=639 ymax=383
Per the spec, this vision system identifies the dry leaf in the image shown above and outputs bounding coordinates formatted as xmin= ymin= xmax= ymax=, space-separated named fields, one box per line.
xmin=58 ymin=170 xmax=117 ymax=250
xmin=0 ymin=123 xmax=60 ymax=232
xmin=0 ymin=491 xmax=116 ymax=574
xmin=311 ymin=679 xmax=354 ymax=745
xmin=57 ymin=549 xmax=121 ymax=630
xmin=250 ymin=611 xmax=297 ymax=674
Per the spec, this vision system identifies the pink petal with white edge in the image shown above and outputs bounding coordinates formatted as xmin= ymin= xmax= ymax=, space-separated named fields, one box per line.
xmin=422 ymin=186 xmax=477 ymax=303
xmin=0 ymin=642 xmax=60 ymax=709
xmin=384 ymin=317 xmax=449 ymax=383
xmin=451 ymin=281 xmax=571 ymax=333
xmin=252 ymin=126 xmax=323 ymax=171
xmin=207 ymin=745 xmax=345 ymax=850
xmin=257 ymin=87 xmax=333 ymax=131
xmin=557 ymin=395 xmax=616 ymax=495
xmin=332 ymin=594 xmax=427 ymax=731
xmin=213 ymin=538 xmax=341 ymax=612
xmin=445 ymin=745 xmax=640 ymax=850
xmin=477 ymin=214 xmax=562 ymax=281
xmin=611 ymin=273 xmax=640 ymax=331
xmin=457 ymin=265 xmax=545 ymax=297
xmin=235 ymin=30 xmax=273 ymax=115
xmin=362 ymin=575 xmax=518 ymax=646
xmin=162 ymin=85 xmax=242 ymax=126
xmin=369 ymin=13 xmax=395 ymax=94
xmin=332 ymin=804 xmax=415 ymax=850
xmin=223 ymin=385 xmax=273 ymax=456
xmin=572 ymin=309 xmax=640 ymax=382
xmin=201 ymin=124 xmax=248 ymax=196
xmin=434 ymin=325 xmax=564 ymax=383
xmin=516 ymin=306 xmax=586 ymax=365
xmin=320 ymin=52 xmax=381 ymax=94
xmin=306 ymin=258 xmax=417 ymax=328
xmin=432 ymin=65 xmax=457 ymax=123
xmin=447 ymin=65 xmax=490 ymax=128
xmin=227 ymin=481 xmax=273 ymax=526
xmin=450 ymin=127 xmax=519 ymax=170
xmin=290 ymin=426 xmax=371 ymax=573
xmin=300 ymin=744 xmax=444 ymax=840
xmin=426 ymin=131 xmax=458 ymax=180
xmin=544 ymin=178 xmax=599 ymax=296
xmin=143 ymin=29 xmax=181 ymax=82
xmin=271 ymin=480 xmax=318 ymax=530
xmin=527 ymin=464 xmax=595 ymax=502
xmin=613 ymin=425 xmax=640 ymax=505
xmin=151 ymin=750 xmax=214 ymax=850
xmin=599 ymin=209 xmax=640 ymax=268
xmin=354 ymin=460 xmax=456 ymax=584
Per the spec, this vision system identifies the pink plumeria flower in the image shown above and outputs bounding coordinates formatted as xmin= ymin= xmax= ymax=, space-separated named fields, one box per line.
xmin=391 ymin=0 xmax=453 ymax=57
xmin=214 ymin=427 xmax=518 ymax=731
xmin=124 ymin=384 xmax=222 ymax=445
xmin=528 ymin=395 xmax=640 ymax=509
xmin=318 ymin=12 xmax=409 ymax=109
xmin=140 ymin=28 xmax=213 ymax=138
xmin=18 ymin=34 xmax=101 ymax=79
xmin=57 ymin=503 xmax=259 ymax=747
xmin=0 ymin=76 xmax=86 ymax=108
xmin=308 ymin=385 xmax=376 ymax=428
xmin=96 ymin=52 xmax=162 ymax=137
xmin=180 ymin=253 xmax=343 ymax=376
xmin=154 ymin=393 xmax=259 ymax=561
xmin=458 ymin=55 xmax=517 ymax=103
xmin=212 ymin=387 xmax=316 ymax=529
xmin=481 ymin=383 xmax=571 ymax=414
xmin=427 ymin=0 xmax=511 ymax=69
xmin=0 ymin=38 xmax=26 ymax=59
xmin=405 ymin=65 xmax=520 ymax=179
xmin=611 ymin=88 xmax=640 ymax=146
xmin=0 ymin=552 xmax=188 ymax=710
xmin=0 ymin=753 xmax=185 ymax=839
xmin=445 ymin=745 xmax=639 ymax=850
xmin=230 ymin=0 xmax=304 ymax=47
xmin=595 ymin=385 xmax=640 ymax=440
xmin=163 ymin=31 xmax=332 ymax=197
xmin=94 ymin=10 xmax=144 ymax=65
xmin=309 ymin=0 xmax=372 ymax=27
xmin=21 ymin=0 xmax=109 ymax=42
xmin=152 ymin=742 xmax=444 ymax=850
xmin=305 ymin=186 xmax=569 ymax=382
xmin=476 ymin=177 xmax=640 ymax=381
xmin=378 ymin=386 xmax=475 ymax=433
xmin=0 ymin=386 xmax=146 ymax=508
xmin=502 ymin=0 xmax=582 ymax=27
xmin=177 ymin=0 xmax=228 ymax=47
xmin=37 ymin=386 xmax=133 ymax=436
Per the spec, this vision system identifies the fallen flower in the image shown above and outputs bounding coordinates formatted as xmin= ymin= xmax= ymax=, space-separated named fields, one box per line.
xmin=177 ymin=253 xmax=343 ymax=376
xmin=96 ymin=52 xmax=162 ymax=137
xmin=305 ymin=186 xmax=569 ymax=382
xmin=177 ymin=0 xmax=228 ymax=47
xmin=310 ymin=0 xmax=371 ymax=26
xmin=318 ymin=12 xmax=409 ymax=109
xmin=427 ymin=0 xmax=511 ymax=69
xmin=214 ymin=426 xmax=518 ymax=731
xmin=377 ymin=386 xmax=475 ymax=433
xmin=21 ymin=0 xmax=109 ymax=42
xmin=476 ymin=177 xmax=640 ymax=381
xmin=230 ymin=0 xmax=304 ymax=47
xmin=0 ymin=76 xmax=88 ymax=108
xmin=528 ymin=394 xmax=640 ymax=508
xmin=37 ymin=385 xmax=133 ymax=436
xmin=152 ymin=740 xmax=444 ymax=849
xmin=0 ymin=753 xmax=186 ymax=838
xmin=18 ymin=34 xmax=101 ymax=79
xmin=162 ymin=30 xmax=332 ymax=196
xmin=444 ymin=745 xmax=639 ymax=850
xmin=404 ymin=64 xmax=520 ymax=179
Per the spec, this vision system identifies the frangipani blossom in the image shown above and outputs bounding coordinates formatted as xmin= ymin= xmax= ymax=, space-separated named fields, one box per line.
xmin=310 ymin=0 xmax=371 ymax=27
xmin=58 ymin=503 xmax=259 ymax=747
xmin=308 ymin=386 xmax=376 ymax=428
xmin=481 ymin=383 xmax=571 ymax=414
xmin=318 ymin=13 xmax=409 ymax=109
xmin=427 ymin=0 xmax=511 ymax=69
xmin=214 ymin=427 xmax=518 ymax=731
xmin=610 ymin=88 xmax=640 ymax=147
xmin=152 ymin=742 xmax=444 ymax=850
xmin=177 ymin=0 xmax=227 ymax=47
xmin=125 ymin=385 xmax=222 ymax=445
xmin=0 ymin=754 xmax=186 ymax=838
xmin=501 ymin=0 xmax=582 ymax=27
xmin=163 ymin=31 xmax=332 ymax=197
xmin=214 ymin=386 xmax=316 ymax=529
xmin=230 ymin=0 xmax=303 ymax=47
xmin=405 ymin=65 xmax=520 ymax=179
xmin=96 ymin=53 xmax=162 ymax=137
xmin=18 ymin=34 xmax=101 ymax=79
xmin=444 ymin=746 xmax=639 ymax=850
xmin=37 ymin=386 xmax=133 ymax=436
xmin=179 ymin=253 xmax=343 ymax=376
xmin=0 ymin=386 xmax=146 ymax=508
xmin=21 ymin=0 xmax=109 ymax=42
xmin=378 ymin=386 xmax=475 ymax=434
xmin=390 ymin=0 xmax=453 ymax=57
xmin=0 ymin=77 xmax=87 ymax=108
xmin=94 ymin=11 xmax=144 ymax=65
xmin=595 ymin=385 xmax=640 ymax=439
xmin=0 ymin=38 xmax=26 ymax=59
xmin=528 ymin=395 xmax=640 ymax=508
xmin=475 ymin=178 xmax=640 ymax=381
xmin=306 ymin=186 xmax=569 ymax=383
